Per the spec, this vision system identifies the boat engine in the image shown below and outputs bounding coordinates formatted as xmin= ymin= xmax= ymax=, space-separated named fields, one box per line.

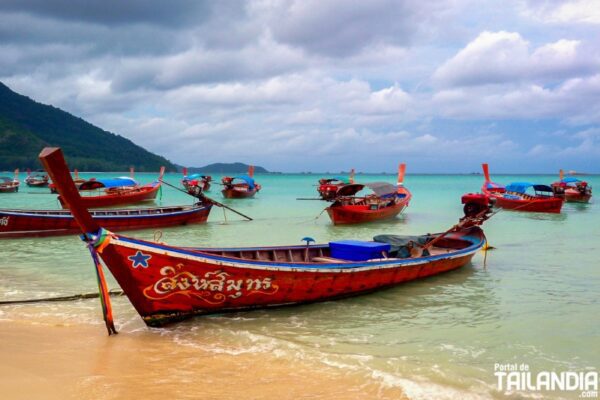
xmin=461 ymin=193 xmax=495 ymax=218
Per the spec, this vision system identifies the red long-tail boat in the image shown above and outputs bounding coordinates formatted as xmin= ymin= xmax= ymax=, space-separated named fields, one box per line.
xmin=481 ymin=163 xmax=563 ymax=213
xmin=551 ymin=170 xmax=592 ymax=203
xmin=326 ymin=164 xmax=411 ymax=224
xmin=0 ymin=203 xmax=212 ymax=238
xmin=182 ymin=168 xmax=212 ymax=195
xmin=221 ymin=165 xmax=261 ymax=198
xmin=40 ymin=147 xmax=491 ymax=333
xmin=57 ymin=167 xmax=165 ymax=209
xmin=0 ymin=169 xmax=19 ymax=193
xmin=25 ymin=169 xmax=49 ymax=187
xmin=317 ymin=169 xmax=354 ymax=200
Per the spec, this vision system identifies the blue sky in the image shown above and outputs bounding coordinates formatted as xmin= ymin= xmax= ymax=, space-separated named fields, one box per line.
xmin=1 ymin=0 xmax=599 ymax=172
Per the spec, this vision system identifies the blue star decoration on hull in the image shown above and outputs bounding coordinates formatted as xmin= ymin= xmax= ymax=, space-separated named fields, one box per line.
xmin=128 ymin=251 xmax=151 ymax=269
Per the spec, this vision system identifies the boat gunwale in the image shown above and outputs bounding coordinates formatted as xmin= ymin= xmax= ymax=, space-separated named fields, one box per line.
xmin=0 ymin=204 xmax=209 ymax=220
xmin=109 ymin=229 xmax=485 ymax=271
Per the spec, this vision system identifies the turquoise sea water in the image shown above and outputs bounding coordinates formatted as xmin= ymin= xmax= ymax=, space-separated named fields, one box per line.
xmin=0 ymin=172 xmax=598 ymax=399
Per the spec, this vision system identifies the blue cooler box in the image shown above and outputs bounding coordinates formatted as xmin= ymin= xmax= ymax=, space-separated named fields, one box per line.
xmin=329 ymin=240 xmax=391 ymax=261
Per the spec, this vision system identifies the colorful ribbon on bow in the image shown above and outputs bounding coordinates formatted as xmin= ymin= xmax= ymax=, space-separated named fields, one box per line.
xmin=84 ymin=228 xmax=118 ymax=335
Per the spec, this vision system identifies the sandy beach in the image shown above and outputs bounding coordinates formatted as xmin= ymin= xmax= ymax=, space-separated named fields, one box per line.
xmin=0 ymin=318 xmax=407 ymax=400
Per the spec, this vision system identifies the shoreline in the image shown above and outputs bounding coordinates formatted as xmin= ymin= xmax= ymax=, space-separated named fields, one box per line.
xmin=0 ymin=318 xmax=408 ymax=400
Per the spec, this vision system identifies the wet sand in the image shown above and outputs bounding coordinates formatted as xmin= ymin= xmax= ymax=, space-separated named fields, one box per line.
xmin=0 ymin=319 xmax=408 ymax=400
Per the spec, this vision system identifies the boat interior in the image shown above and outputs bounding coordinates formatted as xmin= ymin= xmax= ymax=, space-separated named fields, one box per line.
xmin=193 ymin=235 xmax=473 ymax=264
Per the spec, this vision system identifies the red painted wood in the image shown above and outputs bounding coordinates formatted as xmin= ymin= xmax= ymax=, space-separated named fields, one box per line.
xmin=0 ymin=204 xmax=211 ymax=238
xmin=221 ymin=184 xmax=260 ymax=198
xmin=39 ymin=147 xmax=100 ymax=233
xmin=562 ymin=189 xmax=592 ymax=203
xmin=94 ymin=226 xmax=484 ymax=326
xmin=481 ymin=186 xmax=563 ymax=213
xmin=327 ymin=187 xmax=412 ymax=224
xmin=58 ymin=183 xmax=161 ymax=208
xmin=481 ymin=163 xmax=564 ymax=213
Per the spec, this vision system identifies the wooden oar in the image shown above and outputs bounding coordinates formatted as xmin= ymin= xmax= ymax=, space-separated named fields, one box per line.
xmin=160 ymin=179 xmax=253 ymax=221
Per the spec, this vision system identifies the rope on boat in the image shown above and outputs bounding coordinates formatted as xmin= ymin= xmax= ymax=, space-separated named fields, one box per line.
xmin=0 ymin=289 xmax=124 ymax=305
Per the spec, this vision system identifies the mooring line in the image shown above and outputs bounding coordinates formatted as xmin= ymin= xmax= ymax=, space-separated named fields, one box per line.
xmin=0 ymin=289 xmax=124 ymax=305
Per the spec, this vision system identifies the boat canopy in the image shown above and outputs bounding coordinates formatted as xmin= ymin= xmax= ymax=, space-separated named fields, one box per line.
xmin=79 ymin=177 xmax=138 ymax=191
xmin=336 ymin=183 xmax=365 ymax=197
xmin=233 ymin=175 xmax=255 ymax=190
xmin=561 ymin=177 xmax=581 ymax=184
xmin=506 ymin=182 xmax=553 ymax=193
xmin=364 ymin=182 xmax=397 ymax=197
xmin=336 ymin=182 xmax=397 ymax=197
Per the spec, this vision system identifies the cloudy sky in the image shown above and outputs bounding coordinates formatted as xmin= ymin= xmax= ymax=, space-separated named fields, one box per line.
xmin=1 ymin=0 xmax=599 ymax=172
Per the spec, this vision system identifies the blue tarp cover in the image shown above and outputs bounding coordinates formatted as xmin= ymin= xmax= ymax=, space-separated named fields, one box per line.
xmin=505 ymin=182 xmax=534 ymax=193
xmin=561 ymin=177 xmax=581 ymax=184
xmin=506 ymin=182 xmax=553 ymax=193
xmin=233 ymin=175 xmax=255 ymax=190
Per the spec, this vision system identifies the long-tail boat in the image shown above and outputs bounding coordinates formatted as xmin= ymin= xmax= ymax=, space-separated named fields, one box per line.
xmin=57 ymin=168 xmax=165 ymax=209
xmin=0 ymin=203 xmax=212 ymax=238
xmin=40 ymin=147 xmax=492 ymax=333
xmin=317 ymin=169 xmax=354 ymax=200
xmin=25 ymin=169 xmax=49 ymax=187
xmin=481 ymin=163 xmax=563 ymax=213
xmin=551 ymin=170 xmax=592 ymax=203
xmin=221 ymin=166 xmax=261 ymax=199
xmin=0 ymin=169 xmax=19 ymax=193
xmin=182 ymin=168 xmax=212 ymax=195
xmin=326 ymin=164 xmax=411 ymax=224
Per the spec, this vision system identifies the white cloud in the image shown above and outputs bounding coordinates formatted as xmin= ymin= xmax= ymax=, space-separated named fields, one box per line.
xmin=432 ymin=73 xmax=600 ymax=123
xmin=433 ymin=31 xmax=599 ymax=87
xmin=522 ymin=0 xmax=600 ymax=24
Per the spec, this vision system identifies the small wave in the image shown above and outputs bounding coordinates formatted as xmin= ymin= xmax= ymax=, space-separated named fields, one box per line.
xmin=371 ymin=370 xmax=493 ymax=400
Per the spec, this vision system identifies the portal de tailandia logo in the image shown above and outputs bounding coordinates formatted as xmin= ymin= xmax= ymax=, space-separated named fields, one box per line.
xmin=495 ymin=363 xmax=598 ymax=397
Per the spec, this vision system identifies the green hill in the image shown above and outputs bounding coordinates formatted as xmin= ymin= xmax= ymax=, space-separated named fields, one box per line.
xmin=184 ymin=162 xmax=269 ymax=174
xmin=0 ymin=82 xmax=176 ymax=172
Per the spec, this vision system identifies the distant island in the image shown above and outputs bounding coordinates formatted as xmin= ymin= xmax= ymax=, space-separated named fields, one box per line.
xmin=0 ymin=81 xmax=177 ymax=172
xmin=182 ymin=162 xmax=269 ymax=174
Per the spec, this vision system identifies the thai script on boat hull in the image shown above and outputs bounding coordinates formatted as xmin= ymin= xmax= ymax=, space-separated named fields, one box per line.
xmin=143 ymin=265 xmax=278 ymax=303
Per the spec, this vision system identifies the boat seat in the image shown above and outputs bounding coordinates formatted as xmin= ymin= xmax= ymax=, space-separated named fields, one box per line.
xmin=311 ymin=256 xmax=349 ymax=263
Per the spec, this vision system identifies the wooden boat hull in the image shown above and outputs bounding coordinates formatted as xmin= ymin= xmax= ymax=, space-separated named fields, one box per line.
xmin=327 ymin=188 xmax=411 ymax=225
xmin=59 ymin=183 xmax=160 ymax=209
xmin=0 ymin=204 xmax=211 ymax=238
xmin=327 ymin=201 xmax=408 ymax=224
xmin=221 ymin=187 xmax=258 ymax=198
xmin=563 ymin=190 xmax=592 ymax=203
xmin=0 ymin=185 xmax=19 ymax=193
xmin=91 ymin=226 xmax=485 ymax=326
xmin=26 ymin=181 xmax=49 ymax=187
xmin=482 ymin=188 xmax=563 ymax=213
